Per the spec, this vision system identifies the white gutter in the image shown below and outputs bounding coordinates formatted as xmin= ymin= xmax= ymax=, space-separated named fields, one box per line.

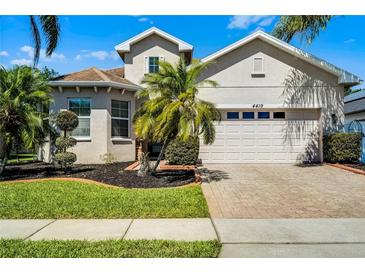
xmin=49 ymin=80 xmax=141 ymax=91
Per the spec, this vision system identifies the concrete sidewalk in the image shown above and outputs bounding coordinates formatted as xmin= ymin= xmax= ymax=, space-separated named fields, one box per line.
xmin=1 ymin=218 xmax=365 ymax=257
xmin=213 ymin=219 xmax=365 ymax=258
xmin=0 ymin=218 xmax=217 ymax=241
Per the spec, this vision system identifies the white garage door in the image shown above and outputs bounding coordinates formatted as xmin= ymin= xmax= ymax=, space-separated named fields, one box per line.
xmin=199 ymin=110 xmax=320 ymax=163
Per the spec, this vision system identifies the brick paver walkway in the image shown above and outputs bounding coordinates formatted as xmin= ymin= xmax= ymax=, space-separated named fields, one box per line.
xmin=201 ymin=164 xmax=365 ymax=218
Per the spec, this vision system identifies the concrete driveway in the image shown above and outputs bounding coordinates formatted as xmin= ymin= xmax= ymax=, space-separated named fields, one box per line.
xmin=201 ymin=164 xmax=365 ymax=218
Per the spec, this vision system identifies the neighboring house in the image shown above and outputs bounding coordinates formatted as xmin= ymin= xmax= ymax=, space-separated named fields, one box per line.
xmin=45 ymin=27 xmax=362 ymax=164
xmin=344 ymin=90 xmax=365 ymax=129
xmin=344 ymin=90 xmax=365 ymax=163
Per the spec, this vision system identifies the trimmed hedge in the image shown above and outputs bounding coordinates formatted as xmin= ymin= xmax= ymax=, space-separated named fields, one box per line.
xmin=54 ymin=152 xmax=77 ymax=166
xmin=323 ymin=132 xmax=362 ymax=163
xmin=165 ymin=138 xmax=199 ymax=165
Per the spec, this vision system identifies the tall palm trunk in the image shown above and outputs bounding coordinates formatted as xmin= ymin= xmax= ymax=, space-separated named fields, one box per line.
xmin=152 ymin=138 xmax=170 ymax=173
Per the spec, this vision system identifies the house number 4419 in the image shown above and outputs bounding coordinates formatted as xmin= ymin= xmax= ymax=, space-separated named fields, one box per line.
xmin=252 ymin=104 xmax=263 ymax=108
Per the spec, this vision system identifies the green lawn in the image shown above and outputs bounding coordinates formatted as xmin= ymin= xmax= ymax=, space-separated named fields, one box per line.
xmin=0 ymin=239 xmax=221 ymax=258
xmin=0 ymin=180 xmax=209 ymax=218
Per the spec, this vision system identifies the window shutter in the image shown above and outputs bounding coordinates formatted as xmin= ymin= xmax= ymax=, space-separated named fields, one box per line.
xmin=159 ymin=56 xmax=165 ymax=64
xmin=144 ymin=56 xmax=149 ymax=73
xmin=253 ymin=57 xmax=263 ymax=73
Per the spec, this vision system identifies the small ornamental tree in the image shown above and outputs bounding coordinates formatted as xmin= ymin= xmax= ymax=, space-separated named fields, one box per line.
xmin=54 ymin=111 xmax=78 ymax=172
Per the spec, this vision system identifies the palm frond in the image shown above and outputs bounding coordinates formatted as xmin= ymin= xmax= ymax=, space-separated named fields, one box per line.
xmin=39 ymin=15 xmax=60 ymax=56
xmin=29 ymin=16 xmax=41 ymax=65
xmin=272 ymin=15 xmax=333 ymax=43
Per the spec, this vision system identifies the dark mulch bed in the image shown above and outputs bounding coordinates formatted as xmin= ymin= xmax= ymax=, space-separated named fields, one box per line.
xmin=344 ymin=163 xmax=365 ymax=172
xmin=0 ymin=162 xmax=196 ymax=188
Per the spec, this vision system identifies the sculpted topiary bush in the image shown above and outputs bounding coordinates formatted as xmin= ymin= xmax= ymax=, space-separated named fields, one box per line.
xmin=55 ymin=111 xmax=79 ymax=171
xmin=164 ymin=137 xmax=199 ymax=165
xmin=56 ymin=111 xmax=79 ymax=131
xmin=323 ymin=132 xmax=362 ymax=163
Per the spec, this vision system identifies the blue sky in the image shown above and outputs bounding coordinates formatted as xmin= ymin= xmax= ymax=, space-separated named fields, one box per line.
xmin=0 ymin=15 xmax=364 ymax=87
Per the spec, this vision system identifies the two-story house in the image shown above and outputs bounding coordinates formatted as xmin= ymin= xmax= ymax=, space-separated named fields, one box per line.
xmin=44 ymin=27 xmax=361 ymax=164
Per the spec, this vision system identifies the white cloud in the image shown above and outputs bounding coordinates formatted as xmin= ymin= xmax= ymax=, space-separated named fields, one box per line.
xmin=21 ymin=45 xmax=34 ymax=58
xmin=138 ymin=17 xmax=154 ymax=25
xmin=0 ymin=51 xmax=9 ymax=57
xmin=228 ymin=15 xmax=276 ymax=30
xmin=20 ymin=45 xmax=66 ymax=63
xmin=344 ymin=38 xmax=356 ymax=44
xmin=75 ymin=50 xmax=120 ymax=61
xmin=10 ymin=58 xmax=32 ymax=66
xmin=90 ymin=51 xmax=109 ymax=60
xmin=259 ymin=16 xmax=276 ymax=27
xmin=109 ymin=51 xmax=119 ymax=61
xmin=40 ymin=50 xmax=66 ymax=62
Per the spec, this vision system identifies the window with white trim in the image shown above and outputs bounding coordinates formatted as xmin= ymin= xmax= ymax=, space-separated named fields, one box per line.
xmin=148 ymin=56 xmax=159 ymax=73
xmin=111 ymin=100 xmax=129 ymax=138
xmin=68 ymin=98 xmax=91 ymax=138
xmin=253 ymin=57 xmax=264 ymax=74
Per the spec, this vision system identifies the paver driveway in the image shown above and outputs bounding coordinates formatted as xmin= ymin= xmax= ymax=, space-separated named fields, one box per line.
xmin=201 ymin=164 xmax=365 ymax=218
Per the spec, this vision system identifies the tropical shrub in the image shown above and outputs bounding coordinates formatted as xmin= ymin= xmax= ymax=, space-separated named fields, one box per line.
xmin=0 ymin=65 xmax=52 ymax=175
xmin=133 ymin=57 xmax=221 ymax=174
xmin=54 ymin=111 xmax=78 ymax=171
xmin=323 ymin=132 xmax=362 ymax=163
xmin=165 ymin=138 xmax=199 ymax=165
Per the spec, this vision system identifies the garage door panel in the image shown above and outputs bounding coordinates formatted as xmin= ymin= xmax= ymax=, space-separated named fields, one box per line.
xmin=255 ymin=139 xmax=272 ymax=146
xmin=226 ymin=125 xmax=241 ymax=133
xmin=240 ymin=133 xmax=257 ymax=139
xmin=226 ymin=138 xmax=241 ymax=146
xmin=240 ymin=152 xmax=256 ymax=160
xmin=241 ymin=139 xmax=255 ymax=146
xmin=200 ymin=111 xmax=320 ymax=163
xmin=240 ymin=125 xmax=256 ymax=133
xmin=226 ymin=152 xmax=240 ymax=160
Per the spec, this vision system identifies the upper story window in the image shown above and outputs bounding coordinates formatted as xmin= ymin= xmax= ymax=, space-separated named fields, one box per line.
xmin=111 ymin=100 xmax=129 ymax=138
xmin=68 ymin=98 xmax=91 ymax=138
xmin=227 ymin=112 xmax=239 ymax=120
xmin=252 ymin=57 xmax=264 ymax=75
xmin=148 ymin=57 xmax=159 ymax=73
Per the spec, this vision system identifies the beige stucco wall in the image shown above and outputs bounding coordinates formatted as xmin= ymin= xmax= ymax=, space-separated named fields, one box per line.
xmin=197 ymin=39 xmax=345 ymax=133
xmin=48 ymin=87 xmax=136 ymax=164
xmin=124 ymin=34 xmax=181 ymax=85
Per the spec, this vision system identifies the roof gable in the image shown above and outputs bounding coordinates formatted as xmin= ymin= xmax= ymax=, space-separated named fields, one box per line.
xmin=201 ymin=30 xmax=361 ymax=86
xmin=51 ymin=67 xmax=139 ymax=90
xmin=114 ymin=27 xmax=193 ymax=54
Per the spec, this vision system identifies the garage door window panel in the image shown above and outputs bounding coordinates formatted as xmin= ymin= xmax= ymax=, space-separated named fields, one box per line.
xmin=273 ymin=112 xmax=286 ymax=119
xmin=242 ymin=112 xmax=255 ymax=120
xmin=227 ymin=112 xmax=239 ymax=120
xmin=258 ymin=112 xmax=270 ymax=119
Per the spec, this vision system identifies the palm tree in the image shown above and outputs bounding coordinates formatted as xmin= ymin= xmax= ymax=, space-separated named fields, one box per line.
xmin=0 ymin=66 xmax=53 ymax=174
xmin=273 ymin=16 xmax=333 ymax=43
xmin=133 ymin=57 xmax=221 ymax=173
xmin=29 ymin=15 xmax=60 ymax=64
